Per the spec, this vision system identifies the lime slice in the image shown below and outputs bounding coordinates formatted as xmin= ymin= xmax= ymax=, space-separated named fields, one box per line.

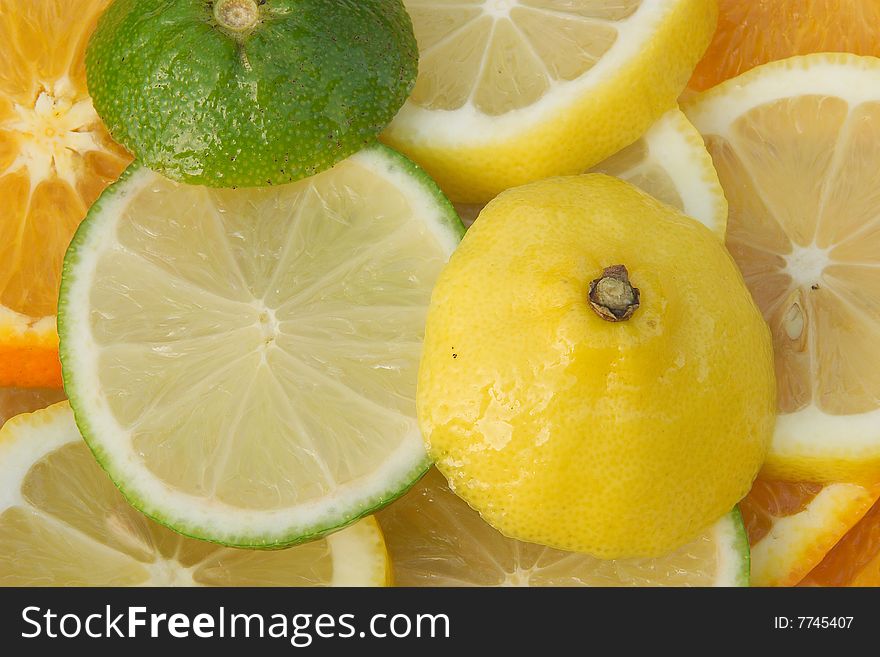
xmin=58 ymin=144 xmax=463 ymax=547
xmin=0 ymin=403 xmax=390 ymax=586
xmin=379 ymin=469 xmax=749 ymax=587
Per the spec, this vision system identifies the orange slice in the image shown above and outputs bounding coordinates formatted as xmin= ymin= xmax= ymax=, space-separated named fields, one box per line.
xmin=0 ymin=0 xmax=131 ymax=388
xmin=690 ymin=0 xmax=880 ymax=91
xmin=741 ymin=479 xmax=880 ymax=586
xmin=801 ymin=493 xmax=880 ymax=586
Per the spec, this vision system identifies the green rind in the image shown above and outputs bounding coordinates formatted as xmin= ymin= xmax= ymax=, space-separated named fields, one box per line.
xmin=86 ymin=0 xmax=418 ymax=188
xmin=58 ymin=143 xmax=461 ymax=548
xmin=712 ymin=505 xmax=750 ymax=587
xmin=730 ymin=506 xmax=751 ymax=587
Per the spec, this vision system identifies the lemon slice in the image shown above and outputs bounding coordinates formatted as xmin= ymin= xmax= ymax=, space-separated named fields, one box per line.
xmin=58 ymin=144 xmax=463 ymax=547
xmin=378 ymin=469 xmax=749 ymax=587
xmin=684 ymin=54 xmax=880 ymax=483
xmin=455 ymin=107 xmax=727 ymax=236
xmin=0 ymin=403 xmax=389 ymax=586
xmin=741 ymin=479 xmax=879 ymax=587
xmin=383 ymin=0 xmax=717 ymax=203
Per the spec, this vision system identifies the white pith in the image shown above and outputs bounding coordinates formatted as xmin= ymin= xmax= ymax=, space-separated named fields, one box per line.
xmin=0 ymin=76 xmax=103 ymax=194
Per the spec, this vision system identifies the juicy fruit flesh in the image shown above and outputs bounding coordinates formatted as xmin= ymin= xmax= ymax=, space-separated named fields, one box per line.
xmin=705 ymin=95 xmax=880 ymax=416
xmin=406 ymin=0 xmax=640 ymax=115
xmin=0 ymin=0 xmax=130 ymax=320
xmin=690 ymin=0 xmax=880 ymax=91
xmin=0 ymin=406 xmax=388 ymax=586
xmin=418 ymin=175 xmax=775 ymax=558
xmin=378 ymin=469 xmax=746 ymax=587
xmin=89 ymin=162 xmax=448 ymax=510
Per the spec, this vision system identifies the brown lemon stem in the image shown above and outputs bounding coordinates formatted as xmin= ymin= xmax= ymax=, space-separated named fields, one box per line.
xmin=589 ymin=265 xmax=640 ymax=322
xmin=214 ymin=0 xmax=261 ymax=32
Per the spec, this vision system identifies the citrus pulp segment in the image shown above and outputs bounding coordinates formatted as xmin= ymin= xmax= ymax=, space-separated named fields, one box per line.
xmin=455 ymin=106 xmax=728 ymax=235
xmin=0 ymin=0 xmax=131 ymax=388
xmin=86 ymin=0 xmax=418 ymax=187
xmin=0 ymin=403 xmax=389 ymax=586
xmin=684 ymin=53 xmax=880 ymax=483
xmin=690 ymin=0 xmax=880 ymax=91
xmin=383 ymin=0 xmax=718 ymax=203
xmin=58 ymin=144 xmax=463 ymax=547
xmin=741 ymin=479 xmax=880 ymax=586
xmin=378 ymin=469 xmax=749 ymax=586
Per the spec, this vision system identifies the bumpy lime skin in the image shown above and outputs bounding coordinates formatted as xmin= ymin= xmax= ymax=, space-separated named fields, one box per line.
xmin=86 ymin=0 xmax=418 ymax=187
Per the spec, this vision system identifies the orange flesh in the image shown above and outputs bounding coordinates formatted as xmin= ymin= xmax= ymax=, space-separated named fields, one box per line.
xmin=0 ymin=0 xmax=131 ymax=387
xmin=690 ymin=0 xmax=880 ymax=91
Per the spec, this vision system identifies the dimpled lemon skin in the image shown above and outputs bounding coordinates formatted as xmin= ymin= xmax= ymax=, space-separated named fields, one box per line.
xmin=382 ymin=0 xmax=717 ymax=204
xmin=418 ymin=175 xmax=776 ymax=559
xmin=86 ymin=0 xmax=417 ymax=187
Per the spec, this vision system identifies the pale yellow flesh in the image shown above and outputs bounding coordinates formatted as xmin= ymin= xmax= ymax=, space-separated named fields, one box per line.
xmin=406 ymin=0 xmax=640 ymax=115
xmin=704 ymin=98 xmax=880 ymax=416
xmin=0 ymin=404 xmax=388 ymax=586
xmin=378 ymin=469 xmax=741 ymax=587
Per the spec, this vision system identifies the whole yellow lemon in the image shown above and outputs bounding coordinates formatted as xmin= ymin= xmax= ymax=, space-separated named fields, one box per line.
xmin=417 ymin=175 xmax=775 ymax=559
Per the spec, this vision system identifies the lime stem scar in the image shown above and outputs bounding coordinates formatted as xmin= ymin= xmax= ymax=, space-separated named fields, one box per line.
xmin=589 ymin=265 xmax=640 ymax=322
xmin=214 ymin=0 xmax=260 ymax=32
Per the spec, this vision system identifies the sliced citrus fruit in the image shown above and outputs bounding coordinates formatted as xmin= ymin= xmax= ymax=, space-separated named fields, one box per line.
xmin=0 ymin=387 xmax=66 ymax=429
xmin=801 ymin=492 xmax=880 ymax=586
xmin=0 ymin=0 xmax=132 ymax=388
xmin=455 ymin=107 xmax=728 ymax=235
xmin=382 ymin=0 xmax=717 ymax=203
xmin=0 ymin=403 xmax=389 ymax=586
xmin=58 ymin=144 xmax=463 ymax=548
xmin=690 ymin=0 xmax=880 ymax=91
xmin=86 ymin=0 xmax=417 ymax=187
xmin=378 ymin=469 xmax=749 ymax=586
xmin=684 ymin=53 xmax=880 ymax=483
xmin=740 ymin=479 xmax=880 ymax=586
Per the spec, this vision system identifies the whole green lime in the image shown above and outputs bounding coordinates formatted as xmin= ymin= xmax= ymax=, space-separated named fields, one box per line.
xmin=86 ymin=0 xmax=418 ymax=187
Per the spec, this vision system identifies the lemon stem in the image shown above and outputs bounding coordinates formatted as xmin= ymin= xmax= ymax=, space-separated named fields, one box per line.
xmin=214 ymin=0 xmax=260 ymax=32
xmin=589 ymin=265 xmax=640 ymax=322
